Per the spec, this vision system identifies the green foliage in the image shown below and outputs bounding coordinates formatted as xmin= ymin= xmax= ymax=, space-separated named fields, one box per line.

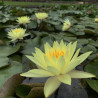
xmin=0 ymin=57 xmax=9 ymax=68
xmin=0 ymin=61 xmax=24 ymax=88
xmin=86 ymin=79 xmax=98 ymax=93
xmin=0 ymin=74 xmax=24 ymax=98
xmin=85 ymin=60 xmax=98 ymax=93
xmin=0 ymin=4 xmax=98 ymax=97
xmin=16 ymin=84 xmax=31 ymax=98
xmin=0 ymin=44 xmax=20 ymax=68
xmin=85 ymin=60 xmax=98 ymax=79
xmin=16 ymin=83 xmax=44 ymax=98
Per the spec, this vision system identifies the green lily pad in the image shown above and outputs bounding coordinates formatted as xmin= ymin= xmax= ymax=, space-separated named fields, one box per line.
xmin=81 ymin=45 xmax=97 ymax=53
xmin=86 ymin=79 xmax=98 ymax=93
xmin=89 ymin=40 xmax=98 ymax=47
xmin=84 ymin=60 xmax=98 ymax=79
xmin=26 ymin=87 xmax=44 ymax=98
xmin=27 ymin=21 xmax=37 ymax=29
xmin=16 ymin=84 xmax=44 ymax=98
xmin=84 ymin=29 xmax=96 ymax=35
xmin=0 ymin=61 xmax=24 ymax=88
xmin=82 ymin=55 xmax=98 ymax=93
xmin=0 ymin=57 xmax=9 ymax=68
xmin=16 ymin=84 xmax=31 ymax=98
xmin=0 ymin=44 xmax=20 ymax=57
xmin=22 ymin=37 xmax=41 ymax=55
xmin=0 ymin=74 xmax=24 ymax=98
xmin=10 ymin=55 xmax=22 ymax=63
xmin=77 ymin=39 xmax=89 ymax=45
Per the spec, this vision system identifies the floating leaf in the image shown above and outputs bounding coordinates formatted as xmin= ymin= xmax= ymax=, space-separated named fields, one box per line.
xmin=22 ymin=37 xmax=41 ymax=55
xmin=16 ymin=84 xmax=31 ymax=98
xmin=27 ymin=21 xmax=37 ymax=29
xmin=81 ymin=45 xmax=97 ymax=53
xmin=77 ymin=39 xmax=89 ymax=45
xmin=0 ymin=74 xmax=24 ymax=98
xmin=89 ymin=40 xmax=98 ymax=47
xmin=26 ymin=87 xmax=44 ymax=98
xmin=0 ymin=57 xmax=9 ymax=68
xmin=84 ymin=29 xmax=96 ymax=35
xmin=16 ymin=83 xmax=44 ymax=98
xmin=0 ymin=44 xmax=20 ymax=57
xmin=86 ymin=79 xmax=98 ymax=93
xmin=0 ymin=61 xmax=24 ymax=88
xmin=85 ymin=60 xmax=98 ymax=79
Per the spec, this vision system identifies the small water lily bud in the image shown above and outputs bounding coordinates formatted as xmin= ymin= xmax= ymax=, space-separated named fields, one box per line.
xmin=62 ymin=19 xmax=71 ymax=31
xmin=35 ymin=12 xmax=48 ymax=20
xmin=8 ymin=28 xmax=29 ymax=41
xmin=16 ymin=16 xmax=30 ymax=25
xmin=95 ymin=18 xmax=98 ymax=23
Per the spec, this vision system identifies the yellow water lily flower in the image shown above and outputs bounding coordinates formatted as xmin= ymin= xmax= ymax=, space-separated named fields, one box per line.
xmin=16 ymin=16 xmax=30 ymax=24
xmin=95 ymin=18 xmax=98 ymax=23
xmin=35 ymin=12 xmax=48 ymax=20
xmin=62 ymin=19 xmax=71 ymax=31
xmin=8 ymin=28 xmax=29 ymax=41
xmin=21 ymin=41 xmax=95 ymax=98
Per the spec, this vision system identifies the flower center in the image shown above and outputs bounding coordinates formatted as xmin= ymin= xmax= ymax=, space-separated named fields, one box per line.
xmin=46 ymin=48 xmax=65 ymax=59
xmin=15 ymin=29 xmax=21 ymax=33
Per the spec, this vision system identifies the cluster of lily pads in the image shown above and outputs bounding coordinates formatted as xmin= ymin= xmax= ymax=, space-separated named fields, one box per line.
xmin=0 ymin=4 xmax=98 ymax=98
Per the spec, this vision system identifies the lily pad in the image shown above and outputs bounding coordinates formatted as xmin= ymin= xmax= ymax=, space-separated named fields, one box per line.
xmin=27 ymin=21 xmax=37 ymax=29
xmin=0 ymin=44 xmax=20 ymax=57
xmin=0 ymin=57 xmax=9 ymax=68
xmin=84 ymin=60 xmax=98 ymax=79
xmin=22 ymin=37 xmax=41 ymax=55
xmin=16 ymin=83 xmax=44 ymax=98
xmin=81 ymin=45 xmax=97 ymax=53
xmin=26 ymin=87 xmax=44 ymax=98
xmin=86 ymin=79 xmax=98 ymax=93
xmin=0 ymin=61 xmax=24 ymax=88
xmin=16 ymin=84 xmax=31 ymax=98
xmin=77 ymin=39 xmax=89 ymax=45
xmin=0 ymin=74 xmax=24 ymax=98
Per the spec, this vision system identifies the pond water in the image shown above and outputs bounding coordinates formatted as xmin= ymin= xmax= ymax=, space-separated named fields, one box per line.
xmin=23 ymin=78 xmax=89 ymax=98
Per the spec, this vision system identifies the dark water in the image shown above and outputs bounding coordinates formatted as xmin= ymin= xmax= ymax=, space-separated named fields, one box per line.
xmin=23 ymin=78 xmax=89 ymax=98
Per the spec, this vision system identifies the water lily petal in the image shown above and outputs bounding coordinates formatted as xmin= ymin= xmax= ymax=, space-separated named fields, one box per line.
xmin=53 ymin=41 xmax=59 ymax=49
xmin=64 ymin=59 xmax=81 ymax=73
xmin=60 ymin=40 xmax=66 ymax=51
xmin=77 ymin=51 xmax=92 ymax=64
xmin=70 ymin=41 xmax=77 ymax=60
xmin=21 ymin=69 xmax=54 ymax=77
xmin=57 ymin=74 xmax=71 ymax=85
xmin=65 ymin=42 xmax=72 ymax=63
xmin=34 ymin=48 xmax=47 ymax=67
xmin=44 ymin=42 xmax=52 ymax=54
xmin=26 ymin=55 xmax=46 ymax=69
xmin=65 ymin=51 xmax=92 ymax=73
xmin=44 ymin=77 xmax=61 ymax=98
xmin=69 ymin=70 xmax=96 ymax=78
xmin=60 ymin=40 xmax=65 ymax=48
xmin=66 ymin=42 xmax=77 ymax=62
xmin=57 ymin=56 xmax=65 ymax=72
xmin=71 ymin=48 xmax=80 ymax=62
xmin=44 ymin=55 xmax=58 ymax=69
xmin=47 ymin=66 xmax=59 ymax=75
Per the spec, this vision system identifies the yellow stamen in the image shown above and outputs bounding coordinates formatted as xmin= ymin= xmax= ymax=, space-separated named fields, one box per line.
xmin=15 ymin=29 xmax=21 ymax=32
xmin=46 ymin=48 xmax=65 ymax=59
